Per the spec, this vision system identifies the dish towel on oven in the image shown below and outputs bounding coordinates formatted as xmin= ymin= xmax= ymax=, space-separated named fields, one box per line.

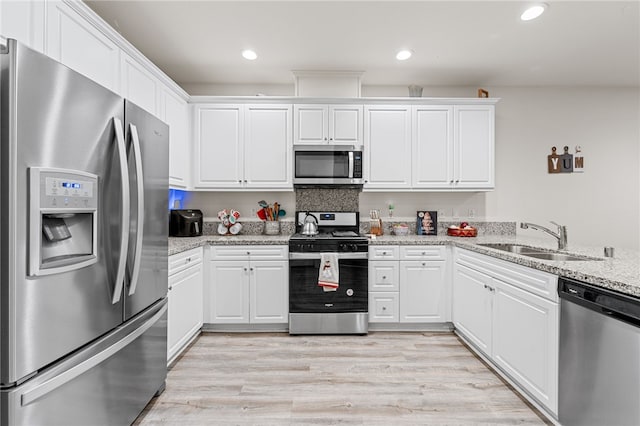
xmin=318 ymin=253 xmax=339 ymax=292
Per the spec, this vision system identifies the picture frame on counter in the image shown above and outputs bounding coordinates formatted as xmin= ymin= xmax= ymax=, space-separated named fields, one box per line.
xmin=416 ymin=211 xmax=437 ymax=235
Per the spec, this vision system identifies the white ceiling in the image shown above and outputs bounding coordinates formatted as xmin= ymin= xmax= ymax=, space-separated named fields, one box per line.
xmin=85 ymin=1 xmax=640 ymax=90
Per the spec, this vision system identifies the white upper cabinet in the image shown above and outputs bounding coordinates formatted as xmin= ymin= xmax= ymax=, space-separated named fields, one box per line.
xmin=454 ymin=105 xmax=495 ymax=189
xmin=294 ymin=104 xmax=363 ymax=146
xmin=364 ymin=105 xmax=412 ymax=189
xmin=46 ymin=1 xmax=120 ymax=92
xmin=120 ymin=52 xmax=160 ymax=116
xmin=0 ymin=0 xmax=45 ymax=53
xmin=244 ymin=104 xmax=292 ymax=189
xmin=193 ymin=103 xmax=292 ymax=190
xmin=160 ymin=88 xmax=190 ymax=189
xmin=193 ymin=104 xmax=244 ymax=189
xmin=294 ymin=105 xmax=326 ymax=144
xmin=365 ymin=101 xmax=496 ymax=191
xmin=412 ymin=106 xmax=454 ymax=188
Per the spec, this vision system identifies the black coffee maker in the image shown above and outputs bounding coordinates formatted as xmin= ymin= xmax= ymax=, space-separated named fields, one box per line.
xmin=169 ymin=209 xmax=203 ymax=237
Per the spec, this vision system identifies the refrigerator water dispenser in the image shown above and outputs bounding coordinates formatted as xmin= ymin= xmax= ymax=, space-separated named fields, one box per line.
xmin=29 ymin=167 xmax=98 ymax=276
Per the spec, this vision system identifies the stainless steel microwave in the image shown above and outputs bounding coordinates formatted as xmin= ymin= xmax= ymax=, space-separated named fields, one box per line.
xmin=293 ymin=146 xmax=364 ymax=185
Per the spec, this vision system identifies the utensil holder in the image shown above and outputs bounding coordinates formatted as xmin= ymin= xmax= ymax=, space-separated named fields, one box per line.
xmin=264 ymin=221 xmax=280 ymax=235
xmin=370 ymin=218 xmax=383 ymax=236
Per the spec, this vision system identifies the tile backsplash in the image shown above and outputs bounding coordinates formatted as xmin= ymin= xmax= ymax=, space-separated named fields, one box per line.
xmin=295 ymin=187 xmax=361 ymax=212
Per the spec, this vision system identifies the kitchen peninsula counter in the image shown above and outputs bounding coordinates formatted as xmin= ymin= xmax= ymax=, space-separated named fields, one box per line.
xmin=371 ymin=234 xmax=640 ymax=299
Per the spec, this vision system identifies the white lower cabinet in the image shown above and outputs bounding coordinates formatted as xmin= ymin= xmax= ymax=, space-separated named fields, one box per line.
xmin=452 ymin=262 xmax=493 ymax=354
xmin=250 ymin=261 xmax=289 ymax=323
xmin=369 ymin=245 xmax=447 ymax=324
xmin=210 ymin=261 xmax=250 ymax=323
xmin=168 ymin=247 xmax=204 ymax=364
xmin=453 ymin=248 xmax=559 ymax=416
xmin=209 ymin=246 xmax=288 ymax=325
xmin=399 ymin=260 xmax=446 ymax=322
xmin=369 ymin=258 xmax=400 ymax=322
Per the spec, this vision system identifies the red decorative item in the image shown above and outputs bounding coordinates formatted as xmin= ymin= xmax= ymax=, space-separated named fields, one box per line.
xmin=447 ymin=227 xmax=478 ymax=237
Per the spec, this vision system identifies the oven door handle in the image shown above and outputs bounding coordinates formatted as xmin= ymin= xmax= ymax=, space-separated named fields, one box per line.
xmin=289 ymin=252 xmax=368 ymax=260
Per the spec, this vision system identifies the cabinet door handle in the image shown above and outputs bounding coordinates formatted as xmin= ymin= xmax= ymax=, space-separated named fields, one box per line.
xmin=250 ymin=267 xmax=254 ymax=272
xmin=244 ymin=267 xmax=248 ymax=272
xmin=238 ymin=180 xmax=242 ymax=183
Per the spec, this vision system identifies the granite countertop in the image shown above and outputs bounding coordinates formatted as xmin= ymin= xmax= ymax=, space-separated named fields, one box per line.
xmin=169 ymin=233 xmax=639 ymax=299
xmin=169 ymin=235 xmax=290 ymax=256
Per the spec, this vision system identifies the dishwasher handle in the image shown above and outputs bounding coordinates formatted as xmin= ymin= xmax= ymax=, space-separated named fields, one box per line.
xmin=559 ymin=276 xmax=640 ymax=327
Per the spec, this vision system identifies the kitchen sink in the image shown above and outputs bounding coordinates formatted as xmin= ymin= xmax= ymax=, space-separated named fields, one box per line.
xmin=478 ymin=243 xmax=602 ymax=261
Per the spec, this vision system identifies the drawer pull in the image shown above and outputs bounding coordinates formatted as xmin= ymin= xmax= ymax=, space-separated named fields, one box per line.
xmin=382 ymin=306 xmax=387 ymax=310
xmin=382 ymin=275 xmax=387 ymax=279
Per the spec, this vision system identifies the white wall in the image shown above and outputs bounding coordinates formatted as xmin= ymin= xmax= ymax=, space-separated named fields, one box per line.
xmin=185 ymin=191 xmax=296 ymax=222
xmin=486 ymin=86 xmax=639 ymax=250
xmin=183 ymin=83 xmax=294 ymax=96
xmin=185 ymin=84 xmax=640 ymax=250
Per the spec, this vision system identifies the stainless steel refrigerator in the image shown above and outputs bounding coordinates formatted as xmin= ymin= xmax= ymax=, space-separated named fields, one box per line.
xmin=0 ymin=38 xmax=169 ymax=425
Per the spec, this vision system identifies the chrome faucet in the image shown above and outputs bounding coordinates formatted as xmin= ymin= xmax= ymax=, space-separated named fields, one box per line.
xmin=520 ymin=221 xmax=568 ymax=250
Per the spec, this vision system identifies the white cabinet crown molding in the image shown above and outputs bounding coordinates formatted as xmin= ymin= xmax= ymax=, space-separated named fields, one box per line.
xmin=189 ymin=95 xmax=500 ymax=106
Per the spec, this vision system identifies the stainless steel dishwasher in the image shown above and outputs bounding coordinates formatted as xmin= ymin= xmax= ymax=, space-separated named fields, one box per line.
xmin=559 ymin=277 xmax=640 ymax=426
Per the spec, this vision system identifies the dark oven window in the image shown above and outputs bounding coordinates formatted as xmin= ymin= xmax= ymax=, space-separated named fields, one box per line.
xmin=294 ymin=152 xmax=349 ymax=178
xmin=289 ymin=259 xmax=368 ymax=313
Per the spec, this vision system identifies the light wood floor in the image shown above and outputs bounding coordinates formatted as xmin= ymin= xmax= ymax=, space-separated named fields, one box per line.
xmin=136 ymin=332 xmax=550 ymax=425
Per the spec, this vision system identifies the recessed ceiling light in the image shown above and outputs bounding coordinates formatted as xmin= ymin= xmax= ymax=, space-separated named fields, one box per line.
xmin=396 ymin=50 xmax=412 ymax=61
xmin=520 ymin=3 xmax=547 ymax=21
xmin=242 ymin=49 xmax=257 ymax=60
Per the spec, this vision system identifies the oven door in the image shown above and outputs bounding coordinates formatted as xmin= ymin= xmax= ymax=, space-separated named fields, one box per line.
xmin=289 ymin=253 xmax=368 ymax=313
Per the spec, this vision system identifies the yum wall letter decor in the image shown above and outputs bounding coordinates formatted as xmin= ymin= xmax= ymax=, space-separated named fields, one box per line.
xmin=548 ymin=146 xmax=584 ymax=174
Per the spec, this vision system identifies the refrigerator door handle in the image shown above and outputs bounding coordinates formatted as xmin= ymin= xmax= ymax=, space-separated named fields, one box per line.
xmin=127 ymin=123 xmax=145 ymax=296
xmin=112 ymin=117 xmax=130 ymax=304
xmin=20 ymin=302 xmax=167 ymax=407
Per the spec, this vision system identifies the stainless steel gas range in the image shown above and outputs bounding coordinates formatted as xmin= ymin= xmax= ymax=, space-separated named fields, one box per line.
xmin=288 ymin=212 xmax=368 ymax=334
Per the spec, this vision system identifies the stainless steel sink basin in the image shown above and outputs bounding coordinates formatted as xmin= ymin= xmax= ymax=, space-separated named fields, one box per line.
xmin=478 ymin=243 xmax=602 ymax=261
xmin=479 ymin=243 xmax=544 ymax=254
xmin=520 ymin=252 xmax=601 ymax=261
